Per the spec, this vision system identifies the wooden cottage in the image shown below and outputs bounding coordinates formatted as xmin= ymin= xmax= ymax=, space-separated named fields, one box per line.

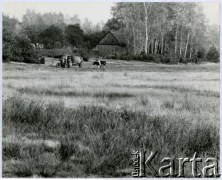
xmin=96 ymin=31 xmax=127 ymax=56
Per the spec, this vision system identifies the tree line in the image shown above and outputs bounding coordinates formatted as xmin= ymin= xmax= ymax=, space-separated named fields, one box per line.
xmin=3 ymin=10 xmax=109 ymax=62
xmin=3 ymin=3 xmax=220 ymax=63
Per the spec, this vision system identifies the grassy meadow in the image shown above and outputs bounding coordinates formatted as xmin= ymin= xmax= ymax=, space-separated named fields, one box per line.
xmin=2 ymin=58 xmax=220 ymax=177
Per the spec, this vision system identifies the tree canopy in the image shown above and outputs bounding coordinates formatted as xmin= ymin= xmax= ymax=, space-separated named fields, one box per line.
xmin=40 ymin=25 xmax=64 ymax=49
xmin=65 ymin=24 xmax=84 ymax=47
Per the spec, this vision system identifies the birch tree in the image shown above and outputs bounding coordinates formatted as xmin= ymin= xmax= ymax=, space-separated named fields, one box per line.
xmin=110 ymin=2 xmax=210 ymax=61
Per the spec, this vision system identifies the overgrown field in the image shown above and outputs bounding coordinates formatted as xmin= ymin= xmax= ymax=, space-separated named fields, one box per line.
xmin=2 ymin=59 xmax=220 ymax=177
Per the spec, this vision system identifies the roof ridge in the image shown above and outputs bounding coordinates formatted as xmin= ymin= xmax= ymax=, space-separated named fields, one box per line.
xmin=110 ymin=31 xmax=126 ymax=46
xmin=98 ymin=30 xmax=126 ymax=46
xmin=109 ymin=31 xmax=121 ymax=45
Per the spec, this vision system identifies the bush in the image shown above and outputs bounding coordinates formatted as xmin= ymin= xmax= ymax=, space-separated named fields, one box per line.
xmin=154 ymin=54 xmax=161 ymax=63
xmin=197 ymin=48 xmax=206 ymax=59
xmin=77 ymin=48 xmax=91 ymax=59
xmin=3 ymin=29 xmax=13 ymax=62
xmin=108 ymin=53 xmax=175 ymax=64
xmin=144 ymin=54 xmax=155 ymax=62
xmin=160 ymin=56 xmax=171 ymax=64
xmin=206 ymin=46 xmax=219 ymax=62
xmin=119 ymin=54 xmax=132 ymax=61
xmin=39 ymin=57 xmax=45 ymax=64
xmin=3 ymin=32 xmax=40 ymax=64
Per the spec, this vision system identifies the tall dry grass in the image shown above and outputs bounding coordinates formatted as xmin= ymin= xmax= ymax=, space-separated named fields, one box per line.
xmin=2 ymin=61 xmax=220 ymax=177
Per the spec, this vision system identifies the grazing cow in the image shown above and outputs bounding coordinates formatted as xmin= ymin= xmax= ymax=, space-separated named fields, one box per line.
xmin=71 ymin=55 xmax=83 ymax=68
xmin=101 ymin=61 xmax=106 ymax=66
xmin=93 ymin=60 xmax=106 ymax=68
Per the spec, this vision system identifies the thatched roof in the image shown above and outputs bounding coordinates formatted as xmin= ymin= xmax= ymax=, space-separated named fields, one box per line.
xmin=110 ymin=31 xmax=126 ymax=46
xmin=98 ymin=31 xmax=126 ymax=46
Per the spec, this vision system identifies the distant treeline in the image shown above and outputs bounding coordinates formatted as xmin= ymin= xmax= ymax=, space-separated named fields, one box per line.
xmin=3 ymin=2 xmax=220 ymax=63
xmin=3 ymin=11 xmax=109 ymax=62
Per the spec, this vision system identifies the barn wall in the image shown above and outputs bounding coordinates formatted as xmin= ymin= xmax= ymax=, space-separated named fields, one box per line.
xmin=96 ymin=45 xmax=127 ymax=56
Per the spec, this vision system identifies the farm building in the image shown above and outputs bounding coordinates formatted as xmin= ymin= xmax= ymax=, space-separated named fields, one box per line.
xmin=95 ymin=31 xmax=127 ymax=56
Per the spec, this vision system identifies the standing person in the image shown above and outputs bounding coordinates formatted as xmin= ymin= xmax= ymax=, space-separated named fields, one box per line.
xmin=97 ymin=57 xmax=102 ymax=67
xmin=67 ymin=56 xmax=71 ymax=68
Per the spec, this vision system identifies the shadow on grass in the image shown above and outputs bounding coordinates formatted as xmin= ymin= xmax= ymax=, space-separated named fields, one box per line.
xmin=113 ymin=84 xmax=219 ymax=97
xmin=17 ymin=87 xmax=135 ymax=99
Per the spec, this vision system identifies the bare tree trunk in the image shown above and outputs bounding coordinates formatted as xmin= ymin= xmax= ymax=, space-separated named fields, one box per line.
xmin=133 ymin=28 xmax=136 ymax=55
xmin=138 ymin=6 xmax=143 ymax=53
xmin=147 ymin=33 xmax=149 ymax=53
xmin=164 ymin=39 xmax=167 ymax=55
xmin=179 ymin=28 xmax=183 ymax=57
xmin=147 ymin=43 xmax=150 ymax=54
xmin=153 ymin=39 xmax=156 ymax=56
xmin=143 ymin=2 xmax=148 ymax=54
xmin=161 ymin=32 xmax=164 ymax=55
xmin=189 ymin=35 xmax=193 ymax=59
xmin=154 ymin=39 xmax=158 ymax=56
xmin=150 ymin=41 xmax=152 ymax=55
xmin=149 ymin=43 xmax=151 ymax=54
xmin=174 ymin=24 xmax=178 ymax=56
xmin=157 ymin=40 xmax=160 ymax=54
xmin=184 ymin=32 xmax=190 ymax=59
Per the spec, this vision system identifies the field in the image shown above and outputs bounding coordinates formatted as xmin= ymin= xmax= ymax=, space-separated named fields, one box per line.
xmin=2 ymin=58 xmax=220 ymax=177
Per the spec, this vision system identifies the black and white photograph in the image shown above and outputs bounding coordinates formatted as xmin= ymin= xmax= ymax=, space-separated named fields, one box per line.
xmin=2 ymin=0 xmax=220 ymax=178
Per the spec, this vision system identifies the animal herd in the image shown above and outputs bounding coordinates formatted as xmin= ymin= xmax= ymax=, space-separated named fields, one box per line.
xmin=56 ymin=54 xmax=106 ymax=68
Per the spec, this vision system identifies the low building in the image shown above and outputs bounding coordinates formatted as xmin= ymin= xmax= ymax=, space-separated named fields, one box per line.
xmin=96 ymin=31 xmax=127 ymax=57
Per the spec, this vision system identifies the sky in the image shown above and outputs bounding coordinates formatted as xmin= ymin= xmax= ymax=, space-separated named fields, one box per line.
xmin=3 ymin=2 xmax=114 ymax=24
xmin=2 ymin=1 xmax=220 ymax=25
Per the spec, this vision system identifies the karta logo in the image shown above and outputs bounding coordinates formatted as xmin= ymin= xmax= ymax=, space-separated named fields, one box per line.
xmin=132 ymin=151 xmax=220 ymax=178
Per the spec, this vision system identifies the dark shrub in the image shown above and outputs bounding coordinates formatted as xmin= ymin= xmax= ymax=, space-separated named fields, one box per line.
xmin=23 ymin=49 xmax=39 ymax=64
xmin=206 ymin=46 xmax=219 ymax=62
xmin=3 ymin=29 xmax=13 ymax=62
xmin=160 ymin=55 xmax=171 ymax=64
xmin=119 ymin=54 xmax=132 ymax=61
xmin=143 ymin=54 xmax=155 ymax=62
xmin=40 ymin=57 xmax=45 ymax=64
xmin=82 ymin=56 xmax=89 ymax=62
xmin=5 ymin=34 xmax=40 ymax=64
xmin=197 ymin=48 xmax=206 ymax=59
xmin=106 ymin=52 xmax=189 ymax=64
xmin=154 ymin=54 xmax=161 ymax=63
